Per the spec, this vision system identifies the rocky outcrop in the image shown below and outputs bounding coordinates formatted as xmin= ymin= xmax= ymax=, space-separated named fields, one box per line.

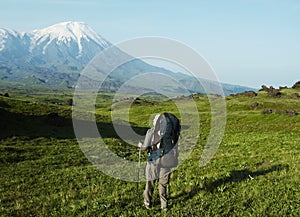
xmin=292 ymin=81 xmax=300 ymax=89
xmin=291 ymin=93 xmax=300 ymax=99
xmin=250 ymin=102 xmax=259 ymax=110
xmin=259 ymin=85 xmax=281 ymax=97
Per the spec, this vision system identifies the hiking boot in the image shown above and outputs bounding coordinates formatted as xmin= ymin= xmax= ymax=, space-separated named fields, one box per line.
xmin=144 ymin=200 xmax=151 ymax=209
xmin=161 ymin=207 xmax=168 ymax=211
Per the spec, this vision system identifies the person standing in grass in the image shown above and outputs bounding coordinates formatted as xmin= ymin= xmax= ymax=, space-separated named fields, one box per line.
xmin=138 ymin=113 xmax=180 ymax=211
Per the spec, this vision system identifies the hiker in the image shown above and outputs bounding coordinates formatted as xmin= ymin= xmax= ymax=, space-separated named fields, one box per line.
xmin=138 ymin=113 xmax=180 ymax=210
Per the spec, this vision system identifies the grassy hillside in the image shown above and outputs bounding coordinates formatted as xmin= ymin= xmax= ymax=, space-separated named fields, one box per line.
xmin=0 ymin=87 xmax=299 ymax=216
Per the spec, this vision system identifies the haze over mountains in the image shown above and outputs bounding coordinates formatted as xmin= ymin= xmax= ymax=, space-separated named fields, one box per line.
xmin=0 ymin=21 xmax=255 ymax=94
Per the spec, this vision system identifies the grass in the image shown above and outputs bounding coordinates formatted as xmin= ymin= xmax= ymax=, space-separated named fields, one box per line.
xmin=0 ymin=87 xmax=300 ymax=216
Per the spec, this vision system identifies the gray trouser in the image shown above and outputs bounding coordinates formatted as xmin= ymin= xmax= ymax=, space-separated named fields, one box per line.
xmin=143 ymin=159 xmax=171 ymax=209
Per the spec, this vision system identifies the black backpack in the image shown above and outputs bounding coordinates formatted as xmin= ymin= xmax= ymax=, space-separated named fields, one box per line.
xmin=160 ymin=112 xmax=180 ymax=167
xmin=163 ymin=112 xmax=181 ymax=146
xmin=151 ymin=112 xmax=181 ymax=147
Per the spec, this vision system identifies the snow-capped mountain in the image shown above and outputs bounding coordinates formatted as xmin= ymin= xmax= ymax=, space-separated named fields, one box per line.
xmin=0 ymin=28 xmax=30 ymax=64
xmin=0 ymin=21 xmax=110 ymax=68
xmin=30 ymin=21 xmax=110 ymax=54
xmin=28 ymin=21 xmax=111 ymax=66
xmin=0 ymin=28 xmax=19 ymax=52
xmin=0 ymin=21 xmax=114 ymax=88
xmin=0 ymin=22 xmax=256 ymax=94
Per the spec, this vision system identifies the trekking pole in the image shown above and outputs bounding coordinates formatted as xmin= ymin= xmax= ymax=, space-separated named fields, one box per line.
xmin=168 ymin=172 xmax=171 ymax=198
xmin=136 ymin=146 xmax=142 ymax=196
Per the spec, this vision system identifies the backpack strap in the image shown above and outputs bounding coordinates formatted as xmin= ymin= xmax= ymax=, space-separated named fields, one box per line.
xmin=152 ymin=114 xmax=164 ymax=146
xmin=147 ymin=114 xmax=164 ymax=155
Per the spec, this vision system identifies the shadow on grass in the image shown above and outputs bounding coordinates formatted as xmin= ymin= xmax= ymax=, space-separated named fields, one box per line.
xmin=171 ymin=164 xmax=289 ymax=204
xmin=170 ymin=185 xmax=202 ymax=205
xmin=204 ymin=164 xmax=289 ymax=193
xmin=0 ymin=108 xmax=148 ymax=140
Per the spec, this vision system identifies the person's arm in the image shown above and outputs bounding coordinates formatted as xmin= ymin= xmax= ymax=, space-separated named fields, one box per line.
xmin=138 ymin=128 xmax=154 ymax=150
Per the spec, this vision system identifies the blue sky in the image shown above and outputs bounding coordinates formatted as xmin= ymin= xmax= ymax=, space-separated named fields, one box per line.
xmin=1 ymin=0 xmax=300 ymax=88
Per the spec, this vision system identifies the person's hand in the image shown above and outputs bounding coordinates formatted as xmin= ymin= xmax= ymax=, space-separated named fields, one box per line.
xmin=138 ymin=142 xmax=143 ymax=148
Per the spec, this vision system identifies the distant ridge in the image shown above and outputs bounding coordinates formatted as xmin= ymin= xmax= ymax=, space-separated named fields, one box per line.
xmin=0 ymin=21 xmax=256 ymax=95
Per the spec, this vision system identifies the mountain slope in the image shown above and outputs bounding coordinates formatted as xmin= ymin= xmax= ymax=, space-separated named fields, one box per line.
xmin=0 ymin=22 xmax=256 ymax=94
xmin=28 ymin=21 xmax=111 ymax=67
xmin=0 ymin=21 xmax=110 ymax=69
xmin=0 ymin=28 xmax=30 ymax=65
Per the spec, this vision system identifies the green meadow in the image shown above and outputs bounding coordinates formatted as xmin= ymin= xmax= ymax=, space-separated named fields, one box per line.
xmin=0 ymin=87 xmax=299 ymax=216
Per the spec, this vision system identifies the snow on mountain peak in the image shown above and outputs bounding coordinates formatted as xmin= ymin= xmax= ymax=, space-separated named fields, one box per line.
xmin=0 ymin=28 xmax=22 ymax=51
xmin=30 ymin=21 xmax=110 ymax=55
xmin=0 ymin=22 xmax=112 ymax=66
